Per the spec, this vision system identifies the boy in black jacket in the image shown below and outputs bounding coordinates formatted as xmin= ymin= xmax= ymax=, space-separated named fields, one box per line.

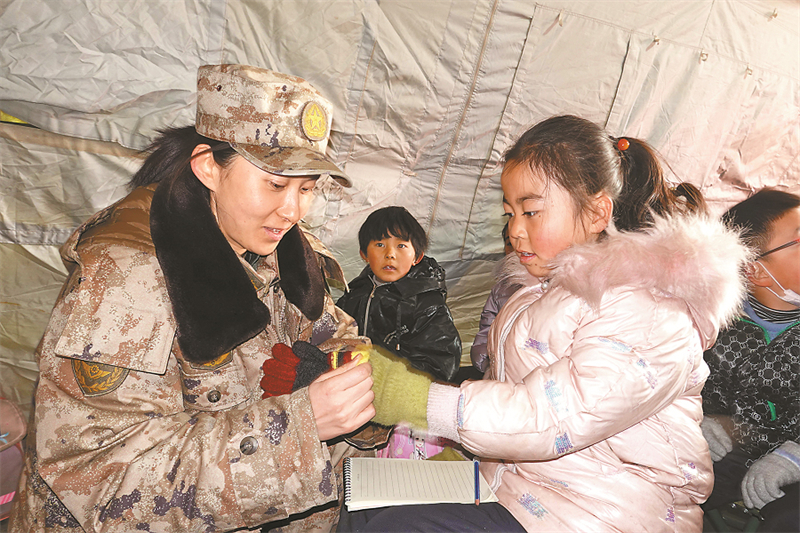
xmin=337 ymin=206 xmax=461 ymax=383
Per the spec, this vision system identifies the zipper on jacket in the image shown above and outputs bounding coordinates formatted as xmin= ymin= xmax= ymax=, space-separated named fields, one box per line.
xmin=384 ymin=325 xmax=409 ymax=351
xmin=495 ymin=290 xmax=536 ymax=382
xmin=362 ymin=279 xmax=379 ymax=335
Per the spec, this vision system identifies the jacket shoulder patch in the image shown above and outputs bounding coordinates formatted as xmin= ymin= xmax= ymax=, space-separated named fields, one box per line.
xmin=72 ymin=358 xmax=129 ymax=397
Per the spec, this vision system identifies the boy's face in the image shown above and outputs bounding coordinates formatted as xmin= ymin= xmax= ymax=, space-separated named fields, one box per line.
xmin=754 ymin=206 xmax=800 ymax=309
xmin=360 ymin=235 xmax=420 ymax=283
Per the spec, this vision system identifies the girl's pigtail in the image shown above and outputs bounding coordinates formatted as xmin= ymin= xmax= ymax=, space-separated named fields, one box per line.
xmin=613 ymin=137 xmax=706 ymax=231
xmin=504 ymin=116 xmax=706 ymax=236
xmin=672 ymin=182 xmax=707 ymax=216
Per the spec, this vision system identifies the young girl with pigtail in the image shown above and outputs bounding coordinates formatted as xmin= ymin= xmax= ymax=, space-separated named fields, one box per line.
xmin=345 ymin=115 xmax=750 ymax=532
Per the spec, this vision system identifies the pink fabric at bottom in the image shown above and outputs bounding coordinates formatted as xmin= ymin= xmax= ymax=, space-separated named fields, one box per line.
xmin=376 ymin=425 xmax=454 ymax=460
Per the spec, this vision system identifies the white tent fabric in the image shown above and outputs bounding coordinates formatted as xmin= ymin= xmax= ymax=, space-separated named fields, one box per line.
xmin=1 ymin=0 xmax=799 ymax=418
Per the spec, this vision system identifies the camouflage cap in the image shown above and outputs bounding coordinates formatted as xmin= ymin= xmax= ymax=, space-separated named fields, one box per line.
xmin=196 ymin=64 xmax=351 ymax=187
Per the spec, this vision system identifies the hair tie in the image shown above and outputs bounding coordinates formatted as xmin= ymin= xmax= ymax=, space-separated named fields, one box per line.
xmin=616 ymin=138 xmax=630 ymax=151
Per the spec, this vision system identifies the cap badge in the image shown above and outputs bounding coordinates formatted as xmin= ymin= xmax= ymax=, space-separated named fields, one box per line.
xmin=301 ymin=101 xmax=328 ymax=141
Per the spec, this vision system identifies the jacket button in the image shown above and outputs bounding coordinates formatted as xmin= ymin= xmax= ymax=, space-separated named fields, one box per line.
xmin=207 ymin=390 xmax=221 ymax=403
xmin=239 ymin=436 xmax=259 ymax=455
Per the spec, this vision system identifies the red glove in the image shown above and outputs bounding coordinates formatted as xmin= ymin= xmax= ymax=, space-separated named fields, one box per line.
xmin=260 ymin=343 xmax=300 ymax=398
xmin=260 ymin=342 xmax=371 ymax=398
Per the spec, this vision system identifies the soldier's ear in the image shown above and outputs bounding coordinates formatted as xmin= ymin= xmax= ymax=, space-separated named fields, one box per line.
xmin=190 ymin=144 xmax=222 ymax=192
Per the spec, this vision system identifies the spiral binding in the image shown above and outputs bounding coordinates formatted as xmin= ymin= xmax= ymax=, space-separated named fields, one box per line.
xmin=343 ymin=457 xmax=352 ymax=504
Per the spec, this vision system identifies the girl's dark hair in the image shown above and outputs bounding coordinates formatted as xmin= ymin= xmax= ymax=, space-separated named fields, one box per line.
xmin=128 ymin=125 xmax=238 ymax=192
xmin=503 ymin=115 xmax=706 ymax=232
xmin=722 ymin=188 xmax=800 ymax=254
xmin=358 ymin=206 xmax=427 ymax=257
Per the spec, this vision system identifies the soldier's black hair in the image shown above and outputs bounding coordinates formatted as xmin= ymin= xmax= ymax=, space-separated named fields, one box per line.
xmin=722 ymin=188 xmax=800 ymax=254
xmin=128 ymin=125 xmax=237 ymax=191
xmin=358 ymin=206 xmax=427 ymax=258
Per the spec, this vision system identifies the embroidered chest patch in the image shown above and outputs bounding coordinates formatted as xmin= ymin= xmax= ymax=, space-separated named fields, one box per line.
xmin=72 ymin=359 xmax=129 ymax=397
xmin=190 ymin=351 xmax=232 ymax=370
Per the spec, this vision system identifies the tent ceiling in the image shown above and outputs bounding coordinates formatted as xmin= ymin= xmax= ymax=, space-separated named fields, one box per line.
xmin=1 ymin=0 xmax=798 ymax=416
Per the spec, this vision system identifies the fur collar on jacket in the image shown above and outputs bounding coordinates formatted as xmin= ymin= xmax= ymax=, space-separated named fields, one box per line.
xmin=502 ymin=215 xmax=751 ymax=349
xmin=149 ymin=171 xmax=325 ymax=364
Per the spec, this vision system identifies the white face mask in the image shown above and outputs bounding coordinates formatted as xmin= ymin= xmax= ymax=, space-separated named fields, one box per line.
xmin=756 ymin=260 xmax=800 ymax=308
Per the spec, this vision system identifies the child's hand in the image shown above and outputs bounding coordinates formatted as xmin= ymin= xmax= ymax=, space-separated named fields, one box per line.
xmin=368 ymin=345 xmax=432 ymax=429
xmin=700 ymin=416 xmax=733 ymax=462
xmin=741 ymin=441 xmax=800 ymax=509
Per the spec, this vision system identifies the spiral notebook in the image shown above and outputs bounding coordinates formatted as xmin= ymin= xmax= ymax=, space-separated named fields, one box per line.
xmin=343 ymin=457 xmax=498 ymax=511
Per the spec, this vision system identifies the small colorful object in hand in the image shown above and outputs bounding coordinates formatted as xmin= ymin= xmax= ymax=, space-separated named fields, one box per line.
xmin=328 ymin=345 xmax=371 ymax=369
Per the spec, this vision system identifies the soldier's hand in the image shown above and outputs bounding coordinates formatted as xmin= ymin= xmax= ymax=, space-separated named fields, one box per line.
xmin=308 ymin=356 xmax=375 ymax=441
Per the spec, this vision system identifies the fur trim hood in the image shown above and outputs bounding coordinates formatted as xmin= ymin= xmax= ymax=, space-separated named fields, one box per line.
xmin=509 ymin=215 xmax=751 ymax=349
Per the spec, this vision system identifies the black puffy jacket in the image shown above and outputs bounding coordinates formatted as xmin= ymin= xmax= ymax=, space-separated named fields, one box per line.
xmin=336 ymin=256 xmax=462 ymax=382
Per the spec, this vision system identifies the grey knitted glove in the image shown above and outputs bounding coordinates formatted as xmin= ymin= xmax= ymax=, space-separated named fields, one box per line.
xmin=741 ymin=441 xmax=800 ymax=509
xmin=700 ymin=417 xmax=733 ymax=462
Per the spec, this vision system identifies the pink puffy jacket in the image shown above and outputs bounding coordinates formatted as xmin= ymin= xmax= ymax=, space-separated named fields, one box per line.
xmin=428 ymin=215 xmax=749 ymax=532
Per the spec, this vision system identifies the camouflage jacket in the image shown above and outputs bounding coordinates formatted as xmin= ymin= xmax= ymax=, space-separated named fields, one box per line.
xmin=10 ymin=185 xmax=372 ymax=533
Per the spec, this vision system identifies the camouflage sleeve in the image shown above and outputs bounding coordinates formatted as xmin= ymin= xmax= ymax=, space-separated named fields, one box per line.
xmin=35 ymin=365 xmax=334 ymax=532
xmin=33 ymin=243 xmax=339 ymax=532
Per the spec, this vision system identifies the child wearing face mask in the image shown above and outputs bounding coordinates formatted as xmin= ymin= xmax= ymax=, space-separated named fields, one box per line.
xmin=700 ymin=188 xmax=800 ymax=533
xmin=338 ymin=115 xmax=749 ymax=533
xmin=337 ymin=206 xmax=462 ymax=460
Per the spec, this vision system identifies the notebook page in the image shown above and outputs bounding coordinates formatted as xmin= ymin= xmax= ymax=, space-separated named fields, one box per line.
xmin=345 ymin=458 xmax=497 ymax=511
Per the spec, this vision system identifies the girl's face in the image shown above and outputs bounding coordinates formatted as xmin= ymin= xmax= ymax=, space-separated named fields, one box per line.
xmin=501 ymin=162 xmax=609 ymax=279
xmin=193 ymin=149 xmax=318 ymax=256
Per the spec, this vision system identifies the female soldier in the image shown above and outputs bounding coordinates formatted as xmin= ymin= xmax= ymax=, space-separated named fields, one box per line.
xmin=10 ymin=64 xmax=376 ymax=533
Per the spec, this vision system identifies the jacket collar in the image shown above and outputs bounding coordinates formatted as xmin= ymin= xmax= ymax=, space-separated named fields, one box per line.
xmin=508 ymin=215 xmax=750 ymax=349
xmin=149 ymin=171 xmax=325 ymax=364
xmin=349 ymin=255 xmax=447 ymax=298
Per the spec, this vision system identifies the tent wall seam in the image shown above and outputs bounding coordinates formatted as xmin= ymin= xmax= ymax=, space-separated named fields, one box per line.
xmin=458 ymin=0 xmax=538 ymax=259
xmin=428 ymin=0 xmax=500 ymax=238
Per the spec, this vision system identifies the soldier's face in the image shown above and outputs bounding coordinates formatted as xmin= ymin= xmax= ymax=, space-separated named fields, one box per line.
xmin=209 ymin=155 xmax=318 ymax=256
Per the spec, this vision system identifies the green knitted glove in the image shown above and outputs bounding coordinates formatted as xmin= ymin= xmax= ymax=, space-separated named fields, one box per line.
xmin=368 ymin=345 xmax=432 ymax=429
